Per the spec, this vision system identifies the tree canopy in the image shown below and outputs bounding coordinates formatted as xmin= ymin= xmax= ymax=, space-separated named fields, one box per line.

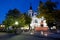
xmin=37 ymin=0 xmax=57 ymax=23
xmin=3 ymin=9 xmax=31 ymax=28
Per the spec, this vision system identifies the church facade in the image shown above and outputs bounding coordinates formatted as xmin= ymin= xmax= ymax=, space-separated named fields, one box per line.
xmin=28 ymin=6 xmax=48 ymax=31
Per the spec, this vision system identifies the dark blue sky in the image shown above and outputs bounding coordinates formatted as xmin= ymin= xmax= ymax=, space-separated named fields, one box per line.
xmin=0 ymin=0 xmax=60 ymax=24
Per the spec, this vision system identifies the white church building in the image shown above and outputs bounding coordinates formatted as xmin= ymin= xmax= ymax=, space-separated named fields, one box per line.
xmin=28 ymin=5 xmax=48 ymax=31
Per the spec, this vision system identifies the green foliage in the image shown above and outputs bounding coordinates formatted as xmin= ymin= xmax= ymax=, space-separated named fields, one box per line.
xmin=45 ymin=0 xmax=57 ymax=13
xmin=3 ymin=16 xmax=15 ymax=28
xmin=7 ymin=9 xmax=21 ymax=19
xmin=3 ymin=9 xmax=21 ymax=28
xmin=24 ymin=13 xmax=31 ymax=25
xmin=37 ymin=0 xmax=57 ymax=23
xmin=18 ymin=14 xmax=25 ymax=27
xmin=3 ymin=9 xmax=31 ymax=28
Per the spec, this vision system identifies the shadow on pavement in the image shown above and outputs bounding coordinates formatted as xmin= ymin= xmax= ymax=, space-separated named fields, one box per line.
xmin=0 ymin=32 xmax=16 ymax=40
xmin=33 ymin=34 xmax=60 ymax=40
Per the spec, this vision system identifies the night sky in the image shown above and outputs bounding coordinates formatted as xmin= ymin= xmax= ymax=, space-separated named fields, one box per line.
xmin=0 ymin=0 xmax=60 ymax=24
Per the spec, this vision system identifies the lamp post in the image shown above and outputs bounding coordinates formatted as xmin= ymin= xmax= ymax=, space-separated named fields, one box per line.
xmin=14 ymin=21 xmax=19 ymax=28
xmin=14 ymin=21 xmax=19 ymax=34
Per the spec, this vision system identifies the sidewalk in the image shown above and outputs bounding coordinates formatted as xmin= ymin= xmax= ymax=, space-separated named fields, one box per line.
xmin=47 ymin=30 xmax=60 ymax=38
xmin=48 ymin=33 xmax=60 ymax=38
xmin=0 ymin=32 xmax=8 ymax=36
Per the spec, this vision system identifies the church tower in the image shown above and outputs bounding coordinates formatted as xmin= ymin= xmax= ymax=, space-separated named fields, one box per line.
xmin=28 ymin=4 xmax=33 ymax=17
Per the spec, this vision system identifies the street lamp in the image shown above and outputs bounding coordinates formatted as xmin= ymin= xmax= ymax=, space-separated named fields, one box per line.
xmin=15 ymin=21 xmax=19 ymax=25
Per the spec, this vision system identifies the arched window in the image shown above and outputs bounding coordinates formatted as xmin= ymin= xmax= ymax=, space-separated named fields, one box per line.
xmin=35 ymin=19 xmax=38 ymax=23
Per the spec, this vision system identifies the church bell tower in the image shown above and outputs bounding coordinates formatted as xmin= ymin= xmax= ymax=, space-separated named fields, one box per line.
xmin=28 ymin=4 xmax=33 ymax=17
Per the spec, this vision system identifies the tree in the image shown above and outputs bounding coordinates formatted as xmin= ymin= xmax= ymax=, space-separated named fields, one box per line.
xmin=45 ymin=0 xmax=57 ymax=13
xmin=37 ymin=1 xmax=49 ymax=18
xmin=18 ymin=14 xmax=26 ymax=27
xmin=3 ymin=9 xmax=31 ymax=28
xmin=24 ymin=13 xmax=31 ymax=25
xmin=6 ymin=9 xmax=21 ymax=19
xmin=37 ymin=0 xmax=57 ymax=23
xmin=3 ymin=9 xmax=21 ymax=28
xmin=24 ymin=13 xmax=31 ymax=30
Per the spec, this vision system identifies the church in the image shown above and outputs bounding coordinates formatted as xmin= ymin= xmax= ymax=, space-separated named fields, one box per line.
xmin=28 ymin=5 xmax=48 ymax=32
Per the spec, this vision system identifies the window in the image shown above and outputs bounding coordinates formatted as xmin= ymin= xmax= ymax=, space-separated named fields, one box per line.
xmin=35 ymin=20 xmax=38 ymax=23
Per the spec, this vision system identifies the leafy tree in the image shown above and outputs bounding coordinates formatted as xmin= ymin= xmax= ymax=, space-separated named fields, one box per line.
xmin=3 ymin=9 xmax=21 ymax=28
xmin=24 ymin=13 xmax=31 ymax=30
xmin=18 ymin=14 xmax=26 ymax=27
xmin=6 ymin=9 xmax=21 ymax=19
xmin=3 ymin=9 xmax=31 ymax=28
xmin=24 ymin=13 xmax=31 ymax=25
xmin=45 ymin=0 xmax=57 ymax=13
xmin=37 ymin=0 xmax=57 ymax=23
xmin=3 ymin=16 xmax=15 ymax=28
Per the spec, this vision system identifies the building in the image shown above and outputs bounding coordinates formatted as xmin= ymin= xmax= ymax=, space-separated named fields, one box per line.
xmin=28 ymin=5 xmax=37 ymax=17
xmin=28 ymin=5 xmax=48 ymax=32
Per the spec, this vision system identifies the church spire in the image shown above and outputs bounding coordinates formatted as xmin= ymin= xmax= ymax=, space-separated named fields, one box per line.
xmin=30 ymin=3 xmax=32 ymax=10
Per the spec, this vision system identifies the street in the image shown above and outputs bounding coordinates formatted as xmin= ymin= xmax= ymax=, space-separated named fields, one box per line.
xmin=0 ymin=32 xmax=60 ymax=40
xmin=0 ymin=32 xmax=16 ymax=40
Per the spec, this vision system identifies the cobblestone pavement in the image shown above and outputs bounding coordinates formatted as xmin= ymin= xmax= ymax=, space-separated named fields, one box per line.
xmin=0 ymin=32 xmax=60 ymax=40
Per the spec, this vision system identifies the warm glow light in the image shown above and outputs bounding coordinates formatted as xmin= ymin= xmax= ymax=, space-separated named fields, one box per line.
xmin=15 ymin=21 xmax=19 ymax=25
xmin=24 ymin=27 xmax=29 ymax=29
xmin=0 ymin=25 xmax=5 ymax=27
xmin=21 ymin=26 xmax=29 ymax=30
